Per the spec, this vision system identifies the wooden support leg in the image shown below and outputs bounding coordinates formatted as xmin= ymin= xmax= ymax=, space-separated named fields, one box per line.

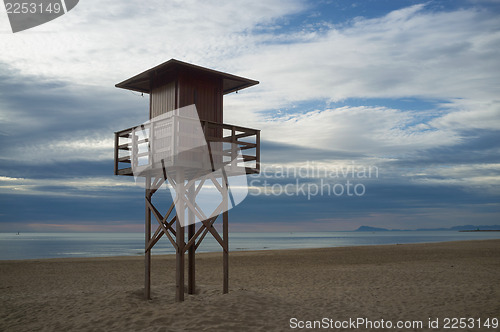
xmin=176 ymin=216 xmax=185 ymax=302
xmin=188 ymin=223 xmax=195 ymax=294
xmin=176 ymin=172 xmax=185 ymax=302
xmin=145 ymin=176 xmax=152 ymax=300
xmin=188 ymin=180 xmax=196 ymax=295
xmin=223 ymin=209 xmax=229 ymax=294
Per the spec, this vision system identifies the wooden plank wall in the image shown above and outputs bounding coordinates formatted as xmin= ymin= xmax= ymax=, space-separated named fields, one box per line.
xmin=151 ymin=80 xmax=176 ymax=119
xmin=178 ymin=70 xmax=223 ymax=125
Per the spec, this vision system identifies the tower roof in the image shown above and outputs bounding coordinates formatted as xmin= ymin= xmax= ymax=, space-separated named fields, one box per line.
xmin=115 ymin=59 xmax=259 ymax=95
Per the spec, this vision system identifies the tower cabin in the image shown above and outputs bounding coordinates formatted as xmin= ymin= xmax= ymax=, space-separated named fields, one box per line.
xmin=114 ymin=59 xmax=260 ymax=176
xmin=113 ymin=59 xmax=260 ymax=302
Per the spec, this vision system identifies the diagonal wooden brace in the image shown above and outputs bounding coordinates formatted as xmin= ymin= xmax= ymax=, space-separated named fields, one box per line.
xmin=146 ymin=198 xmax=180 ymax=250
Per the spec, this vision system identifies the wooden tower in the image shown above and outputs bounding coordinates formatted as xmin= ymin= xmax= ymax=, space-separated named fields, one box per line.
xmin=113 ymin=59 xmax=260 ymax=301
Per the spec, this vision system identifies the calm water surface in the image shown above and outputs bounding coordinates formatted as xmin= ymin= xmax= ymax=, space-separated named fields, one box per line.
xmin=1 ymin=231 xmax=499 ymax=260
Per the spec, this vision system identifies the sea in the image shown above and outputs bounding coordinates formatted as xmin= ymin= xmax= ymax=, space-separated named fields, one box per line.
xmin=1 ymin=231 xmax=499 ymax=261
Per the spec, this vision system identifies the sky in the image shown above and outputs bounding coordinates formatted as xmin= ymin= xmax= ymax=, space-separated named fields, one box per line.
xmin=0 ymin=0 xmax=499 ymax=232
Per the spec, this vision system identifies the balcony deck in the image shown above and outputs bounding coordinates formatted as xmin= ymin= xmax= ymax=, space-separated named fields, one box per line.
xmin=114 ymin=120 xmax=260 ymax=178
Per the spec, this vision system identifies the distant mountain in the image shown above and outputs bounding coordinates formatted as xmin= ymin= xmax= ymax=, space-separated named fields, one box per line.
xmin=355 ymin=226 xmax=391 ymax=232
xmin=448 ymin=225 xmax=500 ymax=231
xmin=355 ymin=225 xmax=500 ymax=232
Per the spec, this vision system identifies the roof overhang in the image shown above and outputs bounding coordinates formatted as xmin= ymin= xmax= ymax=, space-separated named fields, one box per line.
xmin=115 ymin=59 xmax=259 ymax=95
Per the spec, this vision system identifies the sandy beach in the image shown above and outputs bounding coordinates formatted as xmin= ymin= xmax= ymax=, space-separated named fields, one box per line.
xmin=1 ymin=239 xmax=499 ymax=331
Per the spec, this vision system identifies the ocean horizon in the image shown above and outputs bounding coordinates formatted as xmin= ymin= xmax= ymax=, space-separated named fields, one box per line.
xmin=1 ymin=231 xmax=499 ymax=261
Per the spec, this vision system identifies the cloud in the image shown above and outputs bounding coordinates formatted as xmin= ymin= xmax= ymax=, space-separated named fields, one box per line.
xmin=0 ymin=0 xmax=305 ymax=86
xmin=431 ymin=99 xmax=500 ymax=131
xmin=0 ymin=64 xmax=150 ymax=164
xmin=0 ymin=174 xmax=137 ymax=197
xmin=259 ymin=106 xmax=460 ymax=154
xmin=2 ymin=3 xmax=498 ymax=168
xmin=3 ymin=2 xmax=498 ymax=142
xmin=220 ymin=3 xmax=500 ymax=168
xmin=1 ymin=1 xmax=499 ymax=230
xmin=408 ymin=163 xmax=500 ymax=194
xmin=227 ymin=4 xmax=499 ymax=102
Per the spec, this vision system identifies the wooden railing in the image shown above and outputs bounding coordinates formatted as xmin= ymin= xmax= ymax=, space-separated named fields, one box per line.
xmin=114 ymin=120 xmax=260 ymax=177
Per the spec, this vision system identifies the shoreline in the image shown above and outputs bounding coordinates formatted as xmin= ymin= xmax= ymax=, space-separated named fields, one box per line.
xmin=1 ymin=237 xmax=499 ymax=263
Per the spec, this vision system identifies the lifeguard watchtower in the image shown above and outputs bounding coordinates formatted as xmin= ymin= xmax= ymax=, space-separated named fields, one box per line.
xmin=113 ymin=59 xmax=260 ymax=301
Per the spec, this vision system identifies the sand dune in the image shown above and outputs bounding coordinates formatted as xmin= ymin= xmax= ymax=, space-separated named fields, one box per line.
xmin=1 ymin=240 xmax=499 ymax=331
